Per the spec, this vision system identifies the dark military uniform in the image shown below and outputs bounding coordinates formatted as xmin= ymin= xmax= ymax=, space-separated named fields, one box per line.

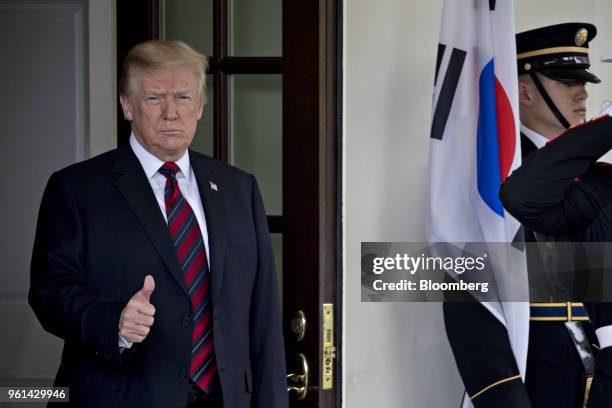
xmin=501 ymin=114 xmax=612 ymax=408
xmin=444 ymin=23 xmax=602 ymax=407
xmin=445 ymin=134 xmax=593 ymax=408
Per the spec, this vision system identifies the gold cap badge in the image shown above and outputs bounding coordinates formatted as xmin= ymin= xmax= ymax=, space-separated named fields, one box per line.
xmin=575 ymin=28 xmax=588 ymax=46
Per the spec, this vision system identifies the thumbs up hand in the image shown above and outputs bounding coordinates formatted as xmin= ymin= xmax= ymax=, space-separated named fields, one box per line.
xmin=119 ymin=275 xmax=156 ymax=343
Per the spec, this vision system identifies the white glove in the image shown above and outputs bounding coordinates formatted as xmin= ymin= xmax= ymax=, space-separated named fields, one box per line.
xmin=601 ymin=53 xmax=612 ymax=63
xmin=597 ymin=100 xmax=612 ymax=118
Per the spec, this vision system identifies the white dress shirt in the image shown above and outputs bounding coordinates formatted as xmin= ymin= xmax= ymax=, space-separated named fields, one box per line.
xmin=119 ymin=133 xmax=211 ymax=349
xmin=520 ymin=124 xmax=549 ymax=149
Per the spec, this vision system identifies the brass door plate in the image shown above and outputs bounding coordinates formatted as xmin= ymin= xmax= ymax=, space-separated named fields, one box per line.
xmin=322 ymin=303 xmax=335 ymax=390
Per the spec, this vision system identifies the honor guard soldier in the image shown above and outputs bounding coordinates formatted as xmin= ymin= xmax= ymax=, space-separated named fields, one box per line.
xmin=445 ymin=22 xmax=601 ymax=408
xmin=500 ymin=23 xmax=612 ymax=408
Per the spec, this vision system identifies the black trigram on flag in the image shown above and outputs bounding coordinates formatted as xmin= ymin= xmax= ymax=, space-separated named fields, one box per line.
xmin=430 ymin=43 xmax=466 ymax=141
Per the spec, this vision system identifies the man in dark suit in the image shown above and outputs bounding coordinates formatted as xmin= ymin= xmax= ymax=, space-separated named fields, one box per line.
xmin=29 ymin=40 xmax=288 ymax=408
xmin=444 ymin=23 xmax=600 ymax=408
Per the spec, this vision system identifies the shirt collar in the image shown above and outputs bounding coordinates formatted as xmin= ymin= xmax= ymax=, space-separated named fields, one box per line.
xmin=520 ymin=124 xmax=549 ymax=150
xmin=129 ymin=132 xmax=191 ymax=181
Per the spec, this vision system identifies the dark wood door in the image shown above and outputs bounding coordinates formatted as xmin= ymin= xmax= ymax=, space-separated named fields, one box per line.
xmin=116 ymin=1 xmax=341 ymax=406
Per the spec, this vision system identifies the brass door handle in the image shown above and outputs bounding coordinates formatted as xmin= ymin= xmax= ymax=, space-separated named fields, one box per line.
xmin=287 ymin=353 xmax=309 ymax=400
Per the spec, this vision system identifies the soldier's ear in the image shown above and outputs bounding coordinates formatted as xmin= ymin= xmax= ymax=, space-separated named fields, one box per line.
xmin=518 ymin=81 xmax=533 ymax=107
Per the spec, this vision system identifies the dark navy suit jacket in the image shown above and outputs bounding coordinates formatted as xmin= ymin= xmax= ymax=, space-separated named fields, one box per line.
xmin=29 ymin=144 xmax=288 ymax=408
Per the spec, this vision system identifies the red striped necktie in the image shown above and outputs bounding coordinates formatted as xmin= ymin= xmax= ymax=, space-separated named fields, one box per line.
xmin=159 ymin=162 xmax=217 ymax=393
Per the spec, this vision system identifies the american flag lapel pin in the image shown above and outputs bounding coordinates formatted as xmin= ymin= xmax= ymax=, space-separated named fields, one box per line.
xmin=210 ymin=181 xmax=218 ymax=192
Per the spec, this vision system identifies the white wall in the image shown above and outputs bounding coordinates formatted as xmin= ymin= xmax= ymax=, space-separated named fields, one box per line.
xmin=89 ymin=0 xmax=117 ymax=156
xmin=343 ymin=1 xmax=612 ymax=407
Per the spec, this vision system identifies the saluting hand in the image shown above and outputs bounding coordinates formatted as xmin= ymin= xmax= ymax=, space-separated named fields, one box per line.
xmin=118 ymin=275 xmax=156 ymax=343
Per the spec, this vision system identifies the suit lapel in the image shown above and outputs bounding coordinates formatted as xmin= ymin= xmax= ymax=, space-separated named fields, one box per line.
xmin=112 ymin=145 xmax=191 ymax=297
xmin=190 ymin=152 xmax=228 ymax=302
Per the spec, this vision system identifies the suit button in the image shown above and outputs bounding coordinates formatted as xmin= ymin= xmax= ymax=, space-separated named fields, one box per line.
xmin=182 ymin=316 xmax=191 ymax=326
xmin=179 ymin=368 xmax=188 ymax=379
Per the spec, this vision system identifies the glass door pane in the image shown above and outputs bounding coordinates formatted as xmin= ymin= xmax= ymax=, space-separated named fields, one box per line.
xmin=229 ymin=0 xmax=282 ymax=56
xmin=229 ymin=74 xmax=282 ymax=215
xmin=159 ymin=0 xmax=214 ymax=56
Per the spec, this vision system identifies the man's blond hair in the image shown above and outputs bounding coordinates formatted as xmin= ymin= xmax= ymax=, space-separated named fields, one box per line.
xmin=119 ymin=40 xmax=208 ymax=105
